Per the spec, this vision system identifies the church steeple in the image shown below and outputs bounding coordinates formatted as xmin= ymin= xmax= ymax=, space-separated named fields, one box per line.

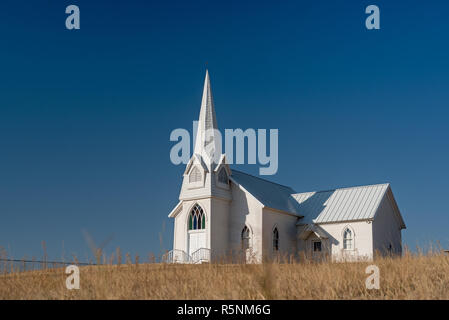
xmin=193 ymin=70 xmax=220 ymax=165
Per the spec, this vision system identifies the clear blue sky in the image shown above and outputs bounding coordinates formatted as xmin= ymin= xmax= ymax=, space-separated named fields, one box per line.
xmin=0 ymin=0 xmax=448 ymax=261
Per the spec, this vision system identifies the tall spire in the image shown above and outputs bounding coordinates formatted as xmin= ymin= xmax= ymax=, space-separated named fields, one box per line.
xmin=193 ymin=70 xmax=220 ymax=164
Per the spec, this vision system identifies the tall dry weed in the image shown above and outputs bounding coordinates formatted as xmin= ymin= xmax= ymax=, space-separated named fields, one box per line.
xmin=1 ymin=251 xmax=448 ymax=299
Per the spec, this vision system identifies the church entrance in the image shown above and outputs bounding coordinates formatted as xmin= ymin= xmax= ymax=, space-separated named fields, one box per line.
xmin=188 ymin=230 xmax=206 ymax=258
xmin=187 ymin=204 xmax=207 ymax=260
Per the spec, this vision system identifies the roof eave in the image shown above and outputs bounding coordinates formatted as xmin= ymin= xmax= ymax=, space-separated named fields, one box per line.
xmin=263 ymin=206 xmax=304 ymax=218
xmin=311 ymin=218 xmax=375 ymax=225
xmin=229 ymin=177 xmax=303 ymax=218
xmin=168 ymin=201 xmax=183 ymax=218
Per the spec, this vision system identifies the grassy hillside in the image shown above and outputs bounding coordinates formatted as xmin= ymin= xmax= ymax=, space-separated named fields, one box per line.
xmin=1 ymin=251 xmax=448 ymax=299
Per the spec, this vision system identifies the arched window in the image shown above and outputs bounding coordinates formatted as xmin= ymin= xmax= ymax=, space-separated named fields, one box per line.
xmin=189 ymin=166 xmax=202 ymax=183
xmin=241 ymin=226 xmax=251 ymax=250
xmin=188 ymin=204 xmax=205 ymax=230
xmin=272 ymin=227 xmax=279 ymax=251
xmin=218 ymin=167 xmax=228 ymax=184
xmin=343 ymin=227 xmax=353 ymax=250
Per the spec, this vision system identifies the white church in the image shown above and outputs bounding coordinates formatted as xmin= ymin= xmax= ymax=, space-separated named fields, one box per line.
xmin=166 ymin=71 xmax=406 ymax=263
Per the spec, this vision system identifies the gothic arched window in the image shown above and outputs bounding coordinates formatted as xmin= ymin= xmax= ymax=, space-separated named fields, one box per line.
xmin=189 ymin=166 xmax=202 ymax=183
xmin=241 ymin=226 xmax=251 ymax=250
xmin=272 ymin=227 xmax=279 ymax=251
xmin=188 ymin=204 xmax=205 ymax=230
xmin=343 ymin=227 xmax=353 ymax=250
xmin=218 ymin=167 xmax=228 ymax=184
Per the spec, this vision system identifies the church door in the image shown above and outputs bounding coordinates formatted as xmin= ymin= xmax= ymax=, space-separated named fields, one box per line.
xmin=188 ymin=230 xmax=206 ymax=258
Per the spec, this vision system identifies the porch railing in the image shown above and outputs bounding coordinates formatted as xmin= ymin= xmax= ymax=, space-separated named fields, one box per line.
xmin=190 ymin=248 xmax=211 ymax=264
xmin=162 ymin=249 xmax=190 ymax=263
xmin=163 ymin=248 xmax=211 ymax=264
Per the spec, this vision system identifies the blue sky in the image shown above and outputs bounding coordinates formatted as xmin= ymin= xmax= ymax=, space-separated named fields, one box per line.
xmin=0 ymin=0 xmax=448 ymax=261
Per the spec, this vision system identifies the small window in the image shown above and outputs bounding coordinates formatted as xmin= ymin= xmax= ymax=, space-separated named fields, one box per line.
xmin=343 ymin=228 xmax=353 ymax=250
xmin=188 ymin=204 xmax=205 ymax=230
xmin=241 ymin=226 xmax=250 ymax=250
xmin=218 ymin=168 xmax=228 ymax=184
xmin=189 ymin=166 xmax=202 ymax=183
xmin=313 ymin=241 xmax=322 ymax=252
xmin=272 ymin=227 xmax=279 ymax=251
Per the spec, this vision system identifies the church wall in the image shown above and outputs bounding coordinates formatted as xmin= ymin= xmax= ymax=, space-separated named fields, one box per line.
xmin=298 ymin=232 xmax=332 ymax=262
xmin=372 ymin=194 xmax=403 ymax=256
xmin=209 ymin=197 xmax=231 ymax=261
xmin=262 ymin=209 xmax=298 ymax=260
xmin=173 ymin=204 xmax=186 ymax=253
xmin=229 ymin=182 xmax=263 ymax=262
xmin=315 ymin=221 xmax=374 ymax=261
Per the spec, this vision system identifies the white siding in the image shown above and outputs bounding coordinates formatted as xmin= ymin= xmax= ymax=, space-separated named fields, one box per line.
xmin=298 ymin=221 xmax=374 ymax=261
xmin=372 ymin=191 xmax=403 ymax=256
xmin=263 ymin=208 xmax=298 ymax=260
xmin=229 ymin=182 xmax=264 ymax=262
xmin=209 ymin=197 xmax=230 ymax=261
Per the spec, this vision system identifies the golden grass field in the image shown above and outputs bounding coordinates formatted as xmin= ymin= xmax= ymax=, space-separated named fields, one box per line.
xmin=0 ymin=250 xmax=448 ymax=300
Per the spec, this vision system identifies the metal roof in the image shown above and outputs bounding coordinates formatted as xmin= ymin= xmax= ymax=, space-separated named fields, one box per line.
xmin=298 ymin=224 xmax=329 ymax=239
xmin=229 ymin=172 xmax=403 ymax=226
xmin=292 ymin=183 xmax=390 ymax=224
xmin=230 ymin=170 xmax=303 ymax=216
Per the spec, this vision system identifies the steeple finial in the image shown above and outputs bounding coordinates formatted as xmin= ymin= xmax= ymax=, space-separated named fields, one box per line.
xmin=193 ymin=70 xmax=220 ymax=164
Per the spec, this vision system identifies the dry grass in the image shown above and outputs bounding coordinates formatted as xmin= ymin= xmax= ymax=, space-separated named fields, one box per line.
xmin=1 ymin=251 xmax=449 ymax=300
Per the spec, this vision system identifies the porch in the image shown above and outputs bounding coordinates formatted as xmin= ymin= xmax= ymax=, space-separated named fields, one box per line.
xmin=162 ymin=248 xmax=210 ymax=264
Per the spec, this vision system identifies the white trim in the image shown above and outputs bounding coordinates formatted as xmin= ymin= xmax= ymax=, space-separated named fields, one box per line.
xmin=386 ymin=187 xmax=406 ymax=229
xmin=307 ymin=218 xmax=374 ymax=226
xmin=185 ymin=202 xmax=208 ymax=229
xmin=183 ymin=154 xmax=209 ymax=176
xmin=241 ymin=224 xmax=253 ymax=250
xmin=213 ymin=154 xmax=232 ymax=174
xmin=188 ymin=165 xmax=204 ymax=189
xmin=215 ymin=167 xmax=230 ymax=190
xmin=168 ymin=201 xmax=183 ymax=218
xmin=342 ymin=225 xmax=355 ymax=251
xmin=185 ymin=202 xmax=208 ymax=254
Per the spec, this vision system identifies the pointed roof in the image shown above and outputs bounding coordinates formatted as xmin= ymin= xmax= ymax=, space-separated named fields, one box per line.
xmin=293 ymin=183 xmax=406 ymax=228
xmin=230 ymin=170 xmax=303 ymax=216
xmin=193 ymin=70 xmax=220 ymax=164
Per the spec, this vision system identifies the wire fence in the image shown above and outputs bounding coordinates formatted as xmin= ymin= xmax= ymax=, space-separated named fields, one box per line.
xmin=0 ymin=258 xmax=96 ymax=274
xmin=0 ymin=251 xmax=165 ymax=274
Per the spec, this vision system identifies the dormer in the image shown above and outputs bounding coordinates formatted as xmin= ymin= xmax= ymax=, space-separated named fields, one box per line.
xmin=214 ymin=154 xmax=231 ymax=190
xmin=183 ymin=154 xmax=208 ymax=189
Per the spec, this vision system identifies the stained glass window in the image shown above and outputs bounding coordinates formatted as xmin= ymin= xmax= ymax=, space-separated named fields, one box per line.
xmin=188 ymin=204 xmax=205 ymax=230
